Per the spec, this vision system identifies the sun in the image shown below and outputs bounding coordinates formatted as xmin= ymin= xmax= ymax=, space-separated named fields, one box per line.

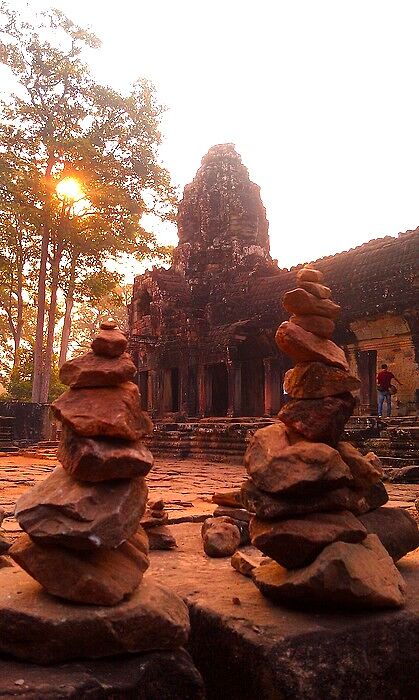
xmin=56 ymin=177 xmax=84 ymax=203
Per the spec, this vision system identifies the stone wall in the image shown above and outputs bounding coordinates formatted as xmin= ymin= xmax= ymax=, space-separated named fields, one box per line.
xmin=0 ymin=402 xmax=53 ymax=444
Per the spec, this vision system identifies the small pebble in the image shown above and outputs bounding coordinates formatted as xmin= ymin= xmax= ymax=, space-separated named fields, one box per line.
xmin=14 ymin=679 xmax=25 ymax=686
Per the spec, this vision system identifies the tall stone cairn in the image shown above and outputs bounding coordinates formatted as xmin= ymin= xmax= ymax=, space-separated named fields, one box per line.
xmin=5 ymin=320 xmax=191 ymax=665
xmin=242 ymin=268 xmax=408 ymax=609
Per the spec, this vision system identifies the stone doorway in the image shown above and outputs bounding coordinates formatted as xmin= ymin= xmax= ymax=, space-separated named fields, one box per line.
xmin=356 ymin=350 xmax=378 ymax=414
xmin=209 ymin=363 xmax=228 ymax=416
xmin=139 ymin=371 xmax=149 ymax=410
xmin=241 ymin=359 xmax=265 ymax=416
xmin=162 ymin=368 xmax=180 ymax=413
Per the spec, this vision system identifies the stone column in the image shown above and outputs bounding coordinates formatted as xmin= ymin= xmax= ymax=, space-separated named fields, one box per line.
xmin=264 ymin=358 xmax=282 ymax=415
xmin=179 ymin=364 xmax=189 ymax=417
xmin=227 ymin=361 xmax=242 ymax=417
xmin=197 ymin=365 xmax=206 ymax=417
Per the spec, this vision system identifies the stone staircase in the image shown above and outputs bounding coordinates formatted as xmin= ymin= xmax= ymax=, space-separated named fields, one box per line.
xmin=0 ymin=417 xmax=18 ymax=453
xmin=148 ymin=417 xmax=277 ymax=463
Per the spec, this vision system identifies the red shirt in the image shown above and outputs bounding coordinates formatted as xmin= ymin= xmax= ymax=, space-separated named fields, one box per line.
xmin=377 ymin=370 xmax=394 ymax=391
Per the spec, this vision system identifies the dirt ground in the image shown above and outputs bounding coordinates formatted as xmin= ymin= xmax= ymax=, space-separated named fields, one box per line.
xmin=1 ymin=453 xmax=418 ymax=541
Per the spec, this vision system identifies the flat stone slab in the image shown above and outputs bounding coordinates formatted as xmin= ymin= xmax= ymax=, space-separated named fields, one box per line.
xmin=150 ymin=523 xmax=419 ymax=700
xmin=0 ymin=567 xmax=189 ymax=664
xmin=0 ymin=649 xmax=204 ymax=699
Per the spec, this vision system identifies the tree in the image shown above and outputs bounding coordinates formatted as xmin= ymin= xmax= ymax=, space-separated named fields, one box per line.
xmin=0 ymin=3 xmax=176 ymax=402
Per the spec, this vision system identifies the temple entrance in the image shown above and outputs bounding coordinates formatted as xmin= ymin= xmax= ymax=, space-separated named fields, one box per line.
xmin=209 ymin=363 xmax=228 ymax=416
xmin=139 ymin=371 xmax=149 ymax=410
xmin=356 ymin=350 xmax=377 ymax=414
xmin=162 ymin=367 xmax=180 ymax=412
xmin=241 ymin=359 xmax=265 ymax=416
xmin=187 ymin=366 xmax=198 ymax=416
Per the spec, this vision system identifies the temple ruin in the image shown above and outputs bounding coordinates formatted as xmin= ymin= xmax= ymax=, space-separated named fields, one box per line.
xmin=129 ymin=144 xmax=418 ymax=420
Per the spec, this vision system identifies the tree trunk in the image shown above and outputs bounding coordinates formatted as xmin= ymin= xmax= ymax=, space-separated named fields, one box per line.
xmin=39 ymin=216 xmax=65 ymax=403
xmin=12 ymin=228 xmax=24 ymax=371
xmin=59 ymin=254 xmax=77 ymax=367
xmin=32 ymin=157 xmax=55 ymax=403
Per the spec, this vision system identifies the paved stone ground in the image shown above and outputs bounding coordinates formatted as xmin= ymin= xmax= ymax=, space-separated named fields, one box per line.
xmin=1 ymin=453 xmax=418 ymax=541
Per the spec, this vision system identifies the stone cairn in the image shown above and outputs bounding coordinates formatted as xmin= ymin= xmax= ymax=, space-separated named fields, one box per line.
xmin=1 ymin=321 xmax=203 ymax=696
xmin=242 ymin=267 xmax=410 ymax=609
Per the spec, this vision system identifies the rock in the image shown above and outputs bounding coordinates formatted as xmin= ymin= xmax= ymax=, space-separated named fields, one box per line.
xmin=296 ymin=267 xmax=325 ymax=283
xmin=231 ymin=551 xmax=260 ymax=577
xmin=58 ymin=426 xmax=153 ymax=481
xmin=300 ymin=281 xmax=331 ymax=299
xmin=0 ymin=556 xmax=12 ymax=569
xmin=245 ymin=426 xmax=353 ymax=496
xmin=213 ymin=506 xmax=251 ymax=522
xmin=0 ymin=567 xmax=189 ymax=663
xmin=242 ymin=479 xmax=376 ymax=520
xmin=0 ymin=649 xmax=205 ymax=700
xmin=202 ymin=516 xmax=249 ymax=546
xmin=141 ymin=510 xmax=169 ymax=529
xmin=416 ymin=497 xmax=419 ymax=513
xmin=0 ymin=506 xmax=4 ymax=525
xmin=15 ymin=466 xmax=147 ymax=549
xmin=149 ymin=498 xmax=165 ymax=511
xmin=91 ymin=327 xmax=128 ymax=357
xmin=241 ymin=479 xmax=388 ymax=519
xmin=290 ymin=314 xmax=335 ymax=339
xmin=278 ymin=393 xmax=356 ymax=444
xmin=284 ymin=362 xmax=360 ymax=398
xmin=338 ymin=441 xmax=383 ymax=488
xmin=60 ymin=351 xmax=136 ymax=388
xmin=203 ymin=522 xmax=241 ymax=558
xmin=388 ymin=465 xmax=419 ymax=483
xmin=0 ymin=533 xmax=11 ymax=554
xmin=253 ymin=535 xmax=406 ymax=609
xmin=276 ymin=321 xmax=349 ymax=370
xmin=9 ymin=530 xmax=149 ymax=605
xmin=147 ymin=526 xmax=177 ymax=550
xmin=362 ymin=480 xmax=389 ymax=511
xmin=51 ymin=382 xmax=153 ymax=441
xmin=359 ymin=507 xmax=419 ymax=561
xmin=212 ymin=489 xmax=243 ymax=507
xmin=283 ymin=288 xmax=341 ymax=320
xmin=250 ymin=511 xmax=367 ymax=569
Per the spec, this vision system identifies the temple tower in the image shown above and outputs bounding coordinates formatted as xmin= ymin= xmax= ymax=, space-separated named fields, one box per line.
xmin=173 ymin=144 xmax=271 ymax=277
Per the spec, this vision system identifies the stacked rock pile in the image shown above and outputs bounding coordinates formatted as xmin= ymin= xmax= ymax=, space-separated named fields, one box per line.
xmin=142 ymin=497 xmax=178 ymax=550
xmin=1 ymin=321 xmax=204 ymax=697
xmin=242 ymin=267 xmax=415 ymax=609
xmin=201 ymin=490 xmax=251 ymax=558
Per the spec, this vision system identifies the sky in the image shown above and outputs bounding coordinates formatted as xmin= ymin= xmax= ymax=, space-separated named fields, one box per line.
xmin=5 ymin=0 xmax=419 ymax=269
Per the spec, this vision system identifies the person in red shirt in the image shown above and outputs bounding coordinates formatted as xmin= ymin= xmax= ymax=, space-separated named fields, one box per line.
xmin=376 ymin=364 xmax=402 ymax=417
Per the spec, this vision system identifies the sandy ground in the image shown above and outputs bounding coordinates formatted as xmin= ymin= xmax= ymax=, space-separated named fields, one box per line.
xmin=1 ymin=453 xmax=418 ymax=541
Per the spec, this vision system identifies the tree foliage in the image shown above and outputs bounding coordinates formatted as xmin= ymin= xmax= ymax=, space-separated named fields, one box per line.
xmin=0 ymin=2 xmax=175 ymax=401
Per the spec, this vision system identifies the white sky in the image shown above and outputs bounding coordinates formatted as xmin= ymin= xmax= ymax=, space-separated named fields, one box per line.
xmin=5 ymin=0 xmax=419 ymax=268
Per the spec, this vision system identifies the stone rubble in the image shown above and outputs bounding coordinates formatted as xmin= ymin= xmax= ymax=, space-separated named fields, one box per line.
xmin=245 ymin=267 xmax=418 ymax=609
xmin=4 ymin=321 xmax=196 ymax=684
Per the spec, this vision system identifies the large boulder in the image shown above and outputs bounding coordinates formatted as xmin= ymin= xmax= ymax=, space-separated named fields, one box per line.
xmin=9 ymin=530 xmax=149 ymax=605
xmin=275 ymin=321 xmax=349 ymax=370
xmin=51 ymin=382 xmax=152 ymax=441
xmin=0 ymin=567 xmax=189 ymax=663
xmin=60 ymin=351 xmax=136 ymax=388
xmin=58 ymin=426 xmax=153 ymax=481
xmin=15 ymin=466 xmax=147 ymax=549
xmin=283 ymin=288 xmax=341 ymax=319
xmin=253 ymin=535 xmax=406 ymax=609
xmin=245 ymin=426 xmax=353 ymax=496
xmin=359 ymin=507 xmax=419 ymax=561
xmin=338 ymin=441 xmax=383 ymax=488
xmin=284 ymin=362 xmax=360 ymax=398
xmin=278 ymin=393 xmax=356 ymax=444
xmin=250 ymin=511 xmax=367 ymax=569
xmin=0 ymin=650 xmax=205 ymax=700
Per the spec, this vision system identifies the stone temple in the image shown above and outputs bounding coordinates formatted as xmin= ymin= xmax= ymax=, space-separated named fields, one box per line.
xmin=129 ymin=144 xmax=418 ymax=420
